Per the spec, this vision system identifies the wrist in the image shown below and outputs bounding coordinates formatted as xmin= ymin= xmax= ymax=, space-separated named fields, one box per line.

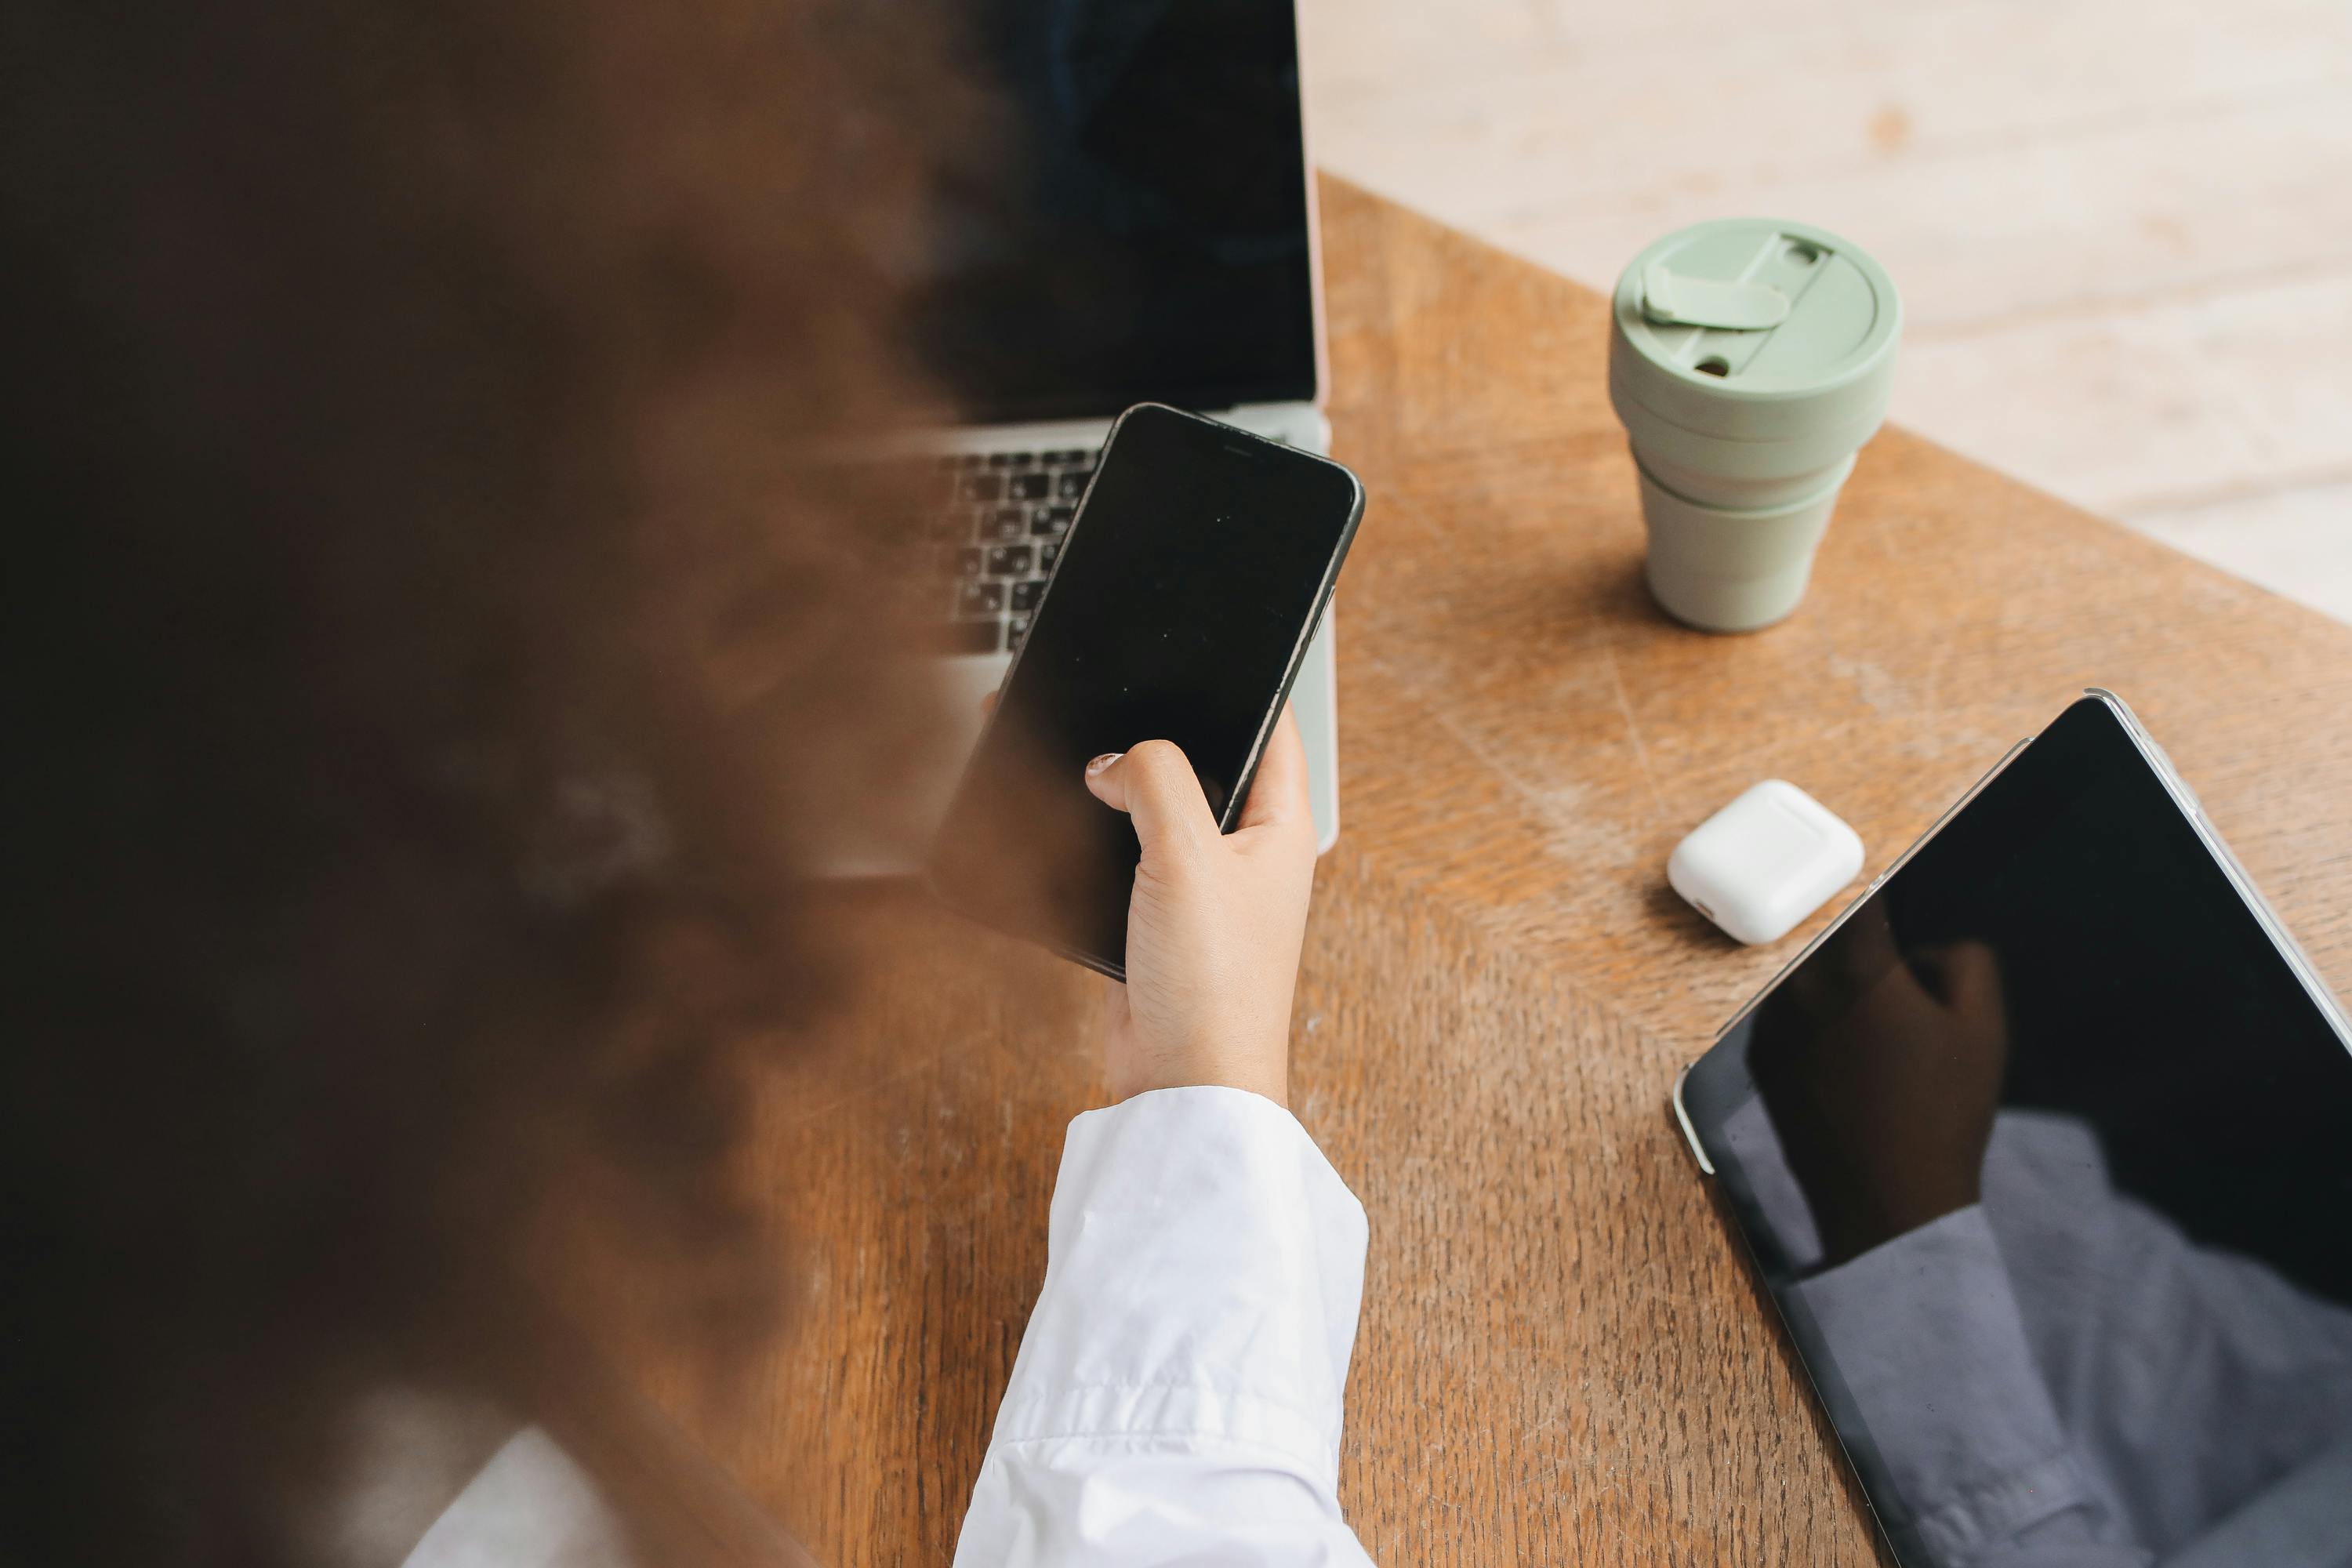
xmin=1110 ymin=1036 xmax=1288 ymax=1108
xmin=1818 ymin=1172 xmax=1982 ymax=1265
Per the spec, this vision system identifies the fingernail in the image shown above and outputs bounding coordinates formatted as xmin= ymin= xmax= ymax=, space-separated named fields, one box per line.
xmin=1085 ymin=752 xmax=1123 ymax=775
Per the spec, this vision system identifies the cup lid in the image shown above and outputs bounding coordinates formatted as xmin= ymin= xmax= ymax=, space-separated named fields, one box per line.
xmin=1610 ymin=218 xmax=1900 ymax=445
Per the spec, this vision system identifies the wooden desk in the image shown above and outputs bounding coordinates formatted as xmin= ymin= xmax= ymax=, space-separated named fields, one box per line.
xmin=699 ymin=178 xmax=2352 ymax=1565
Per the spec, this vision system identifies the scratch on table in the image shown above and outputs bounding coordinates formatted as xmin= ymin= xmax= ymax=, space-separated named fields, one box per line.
xmin=776 ymin=1027 xmax=999 ymax=1127
xmin=1601 ymin=642 xmax=1668 ymax=822
xmin=1360 ymin=642 xmax=1558 ymax=814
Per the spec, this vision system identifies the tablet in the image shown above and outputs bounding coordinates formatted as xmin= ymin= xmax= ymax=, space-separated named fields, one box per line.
xmin=1674 ymin=691 xmax=2352 ymax=1568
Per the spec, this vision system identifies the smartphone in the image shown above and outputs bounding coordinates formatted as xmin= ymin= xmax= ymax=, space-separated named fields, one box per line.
xmin=926 ymin=403 xmax=1366 ymax=978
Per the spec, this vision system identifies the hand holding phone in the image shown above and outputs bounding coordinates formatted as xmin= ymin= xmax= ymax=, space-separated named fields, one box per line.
xmin=927 ymin=404 xmax=1364 ymax=980
xmin=1082 ymin=707 xmax=1316 ymax=1106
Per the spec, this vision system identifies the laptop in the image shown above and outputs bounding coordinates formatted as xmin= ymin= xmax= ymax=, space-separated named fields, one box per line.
xmin=853 ymin=0 xmax=1341 ymax=870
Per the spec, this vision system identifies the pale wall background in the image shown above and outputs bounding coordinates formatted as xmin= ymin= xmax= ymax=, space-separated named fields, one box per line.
xmin=1299 ymin=0 xmax=2352 ymax=625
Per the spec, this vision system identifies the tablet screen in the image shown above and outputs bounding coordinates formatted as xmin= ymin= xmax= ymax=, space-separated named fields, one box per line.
xmin=1678 ymin=695 xmax=2352 ymax=1568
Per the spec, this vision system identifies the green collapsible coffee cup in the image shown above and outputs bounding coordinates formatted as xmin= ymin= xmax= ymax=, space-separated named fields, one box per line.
xmin=1607 ymin=219 xmax=1900 ymax=633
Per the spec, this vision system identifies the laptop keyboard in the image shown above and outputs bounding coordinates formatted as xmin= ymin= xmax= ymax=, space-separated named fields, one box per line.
xmin=924 ymin=447 xmax=1097 ymax=655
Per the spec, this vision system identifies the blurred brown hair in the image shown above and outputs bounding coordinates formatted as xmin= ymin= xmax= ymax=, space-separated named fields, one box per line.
xmin=0 ymin=1 xmax=976 ymax=1562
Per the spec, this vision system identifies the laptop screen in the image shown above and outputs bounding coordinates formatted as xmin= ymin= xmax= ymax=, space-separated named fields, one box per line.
xmin=904 ymin=0 xmax=1319 ymax=425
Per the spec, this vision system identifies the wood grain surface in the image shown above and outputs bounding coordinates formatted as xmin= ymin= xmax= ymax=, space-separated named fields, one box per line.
xmin=660 ymin=178 xmax=2352 ymax=1566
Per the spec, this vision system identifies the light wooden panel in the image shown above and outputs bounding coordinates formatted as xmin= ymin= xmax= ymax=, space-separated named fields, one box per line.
xmin=2134 ymin=481 xmax=2352 ymax=623
xmin=1899 ymin=264 xmax=2352 ymax=512
xmin=1475 ymin=89 xmax=2352 ymax=338
xmin=1308 ymin=0 xmax=2352 ymax=271
xmin=1304 ymin=0 xmax=2352 ymax=95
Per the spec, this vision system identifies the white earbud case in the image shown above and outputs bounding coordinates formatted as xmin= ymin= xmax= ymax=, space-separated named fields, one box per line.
xmin=1668 ymin=780 xmax=1865 ymax=946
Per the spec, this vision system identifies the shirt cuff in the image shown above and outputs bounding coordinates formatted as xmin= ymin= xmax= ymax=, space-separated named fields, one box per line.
xmin=1796 ymin=1205 xmax=2099 ymax=1562
xmin=987 ymin=1086 xmax=1369 ymax=1484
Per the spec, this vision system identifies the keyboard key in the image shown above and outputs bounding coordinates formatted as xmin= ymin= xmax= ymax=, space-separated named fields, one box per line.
xmin=949 ymin=546 xmax=982 ymax=579
xmin=1031 ymin=504 xmax=1074 ymax=536
xmin=962 ymin=473 xmax=1003 ymax=503
xmin=1007 ymin=471 xmax=1050 ymax=501
xmin=1055 ymin=470 xmax=1089 ymax=499
xmin=1006 ymin=615 xmax=1031 ymax=651
xmin=985 ymin=544 xmax=1032 ymax=577
xmin=979 ymin=508 xmax=1025 ymax=542
xmin=1011 ymin=579 xmax=1044 ymax=612
xmin=955 ymin=580 xmax=1004 ymax=617
xmin=985 ymin=452 xmax=1017 ymax=468
xmin=937 ymin=616 xmax=1001 ymax=655
xmin=1040 ymin=541 xmax=1060 ymax=572
xmin=1044 ymin=448 xmax=1091 ymax=465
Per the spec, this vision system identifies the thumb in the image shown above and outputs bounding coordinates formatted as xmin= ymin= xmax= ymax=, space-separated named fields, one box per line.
xmin=1084 ymin=739 xmax=1218 ymax=858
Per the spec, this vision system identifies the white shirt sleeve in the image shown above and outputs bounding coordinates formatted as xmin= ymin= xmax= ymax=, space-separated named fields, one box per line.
xmin=953 ymin=1085 xmax=1376 ymax=1566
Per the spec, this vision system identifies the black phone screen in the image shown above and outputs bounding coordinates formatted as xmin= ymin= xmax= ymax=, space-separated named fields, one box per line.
xmin=927 ymin=405 xmax=1363 ymax=975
